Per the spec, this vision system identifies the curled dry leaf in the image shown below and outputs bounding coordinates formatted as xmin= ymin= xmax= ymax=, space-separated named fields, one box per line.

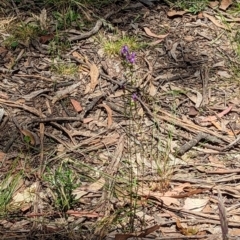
xmin=143 ymin=27 xmax=169 ymax=39
xmin=21 ymin=129 xmax=40 ymax=146
xmin=99 ymin=103 xmax=113 ymax=127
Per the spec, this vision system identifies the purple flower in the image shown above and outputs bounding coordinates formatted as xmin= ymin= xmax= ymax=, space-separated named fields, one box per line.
xmin=121 ymin=45 xmax=136 ymax=64
xmin=132 ymin=93 xmax=137 ymax=101
xmin=126 ymin=52 xmax=136 ymax=64
xmin=121 ymin=45 xmax=129 ymax=56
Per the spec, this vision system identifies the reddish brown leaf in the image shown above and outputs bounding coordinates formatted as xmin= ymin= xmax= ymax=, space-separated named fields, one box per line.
xmin=115 ymin=234 xmax=134 ymax=240
xmin=39 ymin=34 xmax=54 ymax=44
xmin=201 ymin=105 xmax=233 ymax=122
xmin=188 ymin=106 xmax=199 ymax=117
xmin=0 ymin=152 xmax=6 ymax=162
xmin=70 ymin=99 xmax=82 ymax=112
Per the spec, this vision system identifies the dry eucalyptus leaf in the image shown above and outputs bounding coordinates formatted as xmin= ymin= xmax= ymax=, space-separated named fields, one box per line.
xmin=219 ymin=0 xmax=232 ymax=10
xmin=52 ymin=82 xmax=81 ymax=104
xmin=88 ymin=178 xmax=105 ymax=192
xmin=203 ymin=12 xmax=227 ymax=29
xmin=149 ymin=82 xmax=157 ymax=96
xmin=89 ymin=63 xmax=99 ymax=92
xmin=188 ymin=106 xmax=199 ymax=117
xmin=183 ymin=198 xmax=209 ymax=212
xmin=99 ymin=103 xmax=113 ymax=127
xmin=70 ymin=98 xmax=82 ymax=112
xmin=0 ymin=108 xmax=5 ymax=122
xmin=143 ymin=27 xmax=169 ymax=39
xmin=208 ymin=1 xmax=219 ymax=9
xmin=167 ymin=10 xmax=186 ymax=17
xmin=217 ymin=70 xmax=231 ymax=78
xmin=0 ymin=152 xmax=6 ymax=162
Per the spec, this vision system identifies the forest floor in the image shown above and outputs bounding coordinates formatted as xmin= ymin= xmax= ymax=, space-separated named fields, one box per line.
xmin=1 ymin=0 xmax=240 ymax=239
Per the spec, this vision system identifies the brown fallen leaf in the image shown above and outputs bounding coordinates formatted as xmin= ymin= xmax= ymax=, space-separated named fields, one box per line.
xmin=66 ymin=210 xmax=102 ymax=218
xmin=88 ymin=63 xmax=99 ymax=93
xmin=99 ymin=103 xmax=113 ymax=127
xmin=188 ymin=106 xmax=199 ymax=117
xmin=176 ymin=219 xmax=199 ymax=236
xmin=39 ymin=33 xmax=54 ymax=44
xmin=88 ymin=178 xmax=105 ymax=192
xmin=0 ymin=152 xmax=6 ymax=162
xmin=21 ymin=129 xmax=40 ymax=146
xmin=219 ymin=0 xmax=232 ymax=10
xmin=0 ymin=91 xmax=9 ymax=99
xmin=201 ymin=105 xmax=233 ymax=122
xmin=148 ymin=82 xmax=157 ymax=96
xmin=208 ymin=1 xmax=219 ymax=9
xmin=115 ymin=224 xmax=160 ymax=240
xmin=167 ymin=10 xmax=186 ymax=17
xmin=217 ymin=70 xmax=232 ymax=78
xmin=183 ymin=198 xmax=209 ymax=212
xmin=70 ymin=98 xmax=82 ymax=112
xmin=184 ymin=35 xmax=195 ymax=42
xmin=0 ymin=46 xmax=7 ymax=54
xmin=138 ymin=186 xmax=180 ymax=206
xmin=83 ymin=118 xmax=93 ymax=124
xmin=203 ymin=12 xmax=227 ymax=29
xmin=143 ymin=27 xmax=169 ymax=39
xmin=148 ymin=38 xmax=165 ymax=46
xmin=52 ymin=82 xmax=81 ymax=104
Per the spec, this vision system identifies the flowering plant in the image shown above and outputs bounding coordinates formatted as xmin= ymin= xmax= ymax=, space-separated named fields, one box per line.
xmin=120 ymin=45 xmax=136 ymax=64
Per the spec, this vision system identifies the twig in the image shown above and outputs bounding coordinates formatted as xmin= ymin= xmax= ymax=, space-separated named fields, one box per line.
xmin=68 ymin=3 xmax=130 ymax=42
xmin=221 ymin=134 xmax=240 ymax=151
xmin=176 ymin=132 xmax=223 ymax=156
xmin=216 ymin=188 xmax=228 ymax=240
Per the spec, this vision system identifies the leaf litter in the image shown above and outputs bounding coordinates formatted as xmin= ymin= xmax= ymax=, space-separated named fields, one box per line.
xmin=0 ymin=1 xmax=240 ymax=239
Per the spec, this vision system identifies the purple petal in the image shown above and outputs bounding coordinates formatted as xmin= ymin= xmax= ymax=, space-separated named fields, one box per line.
xmin=127 ymin=52 xmax=136 ymax=64
xmin=121 ymin=45 xmax=129 ymax=56
xmin=132 ymin=93 xmax=137 ymax=101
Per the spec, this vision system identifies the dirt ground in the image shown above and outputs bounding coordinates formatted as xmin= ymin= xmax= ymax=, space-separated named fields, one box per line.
xmin=0 ymin=0 xmax=240 ymax=239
